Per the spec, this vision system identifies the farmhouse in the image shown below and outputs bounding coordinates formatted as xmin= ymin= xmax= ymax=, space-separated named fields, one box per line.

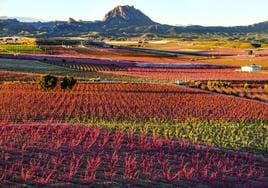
xmin=176 ymin=80 xmax=188 ymax=85
xmin=241 ymin=64 xmax=262 ymax=72
xmin=0 ymin=36 xmax=22 ymax=43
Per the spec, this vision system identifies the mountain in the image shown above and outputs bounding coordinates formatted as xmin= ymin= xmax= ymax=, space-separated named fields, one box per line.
xmin=0 ymin=5 xmax=268 ymax=38
xmin=0 ymin=16 xmax=46 ymax=22
xmin=0 ymin=19 xmax=38 ymax=36
xmin=68 ymin=18 xmax=78 ymax=24
xmin=103 ymin=5 xmax=155 ymax=26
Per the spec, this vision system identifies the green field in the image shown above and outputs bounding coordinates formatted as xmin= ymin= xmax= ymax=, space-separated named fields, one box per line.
xmin=0 ymin=44 xmax=43 ymax=54
xmin=69 ymin=118 xmax=267 ymax=154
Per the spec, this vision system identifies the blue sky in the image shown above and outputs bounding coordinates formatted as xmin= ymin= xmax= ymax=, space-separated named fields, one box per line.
xmin=0 ymin=0 xmax=267 ymax=26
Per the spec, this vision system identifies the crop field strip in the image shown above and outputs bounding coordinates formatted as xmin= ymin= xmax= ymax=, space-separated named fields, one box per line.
xmin=39 ymin=46 xmax=198 ymax=65
xmin=0 ymin=58 xmax=75 ymax=74
xmin=0 ymin=58 xmax=144 ymax=83
xmin=64 ymin=119 xmax=267 ymax=154
xmin=200 ymin=56 xmax=268 ymax=70
xmin=43 ymin=60 xmax=124 ymax=72
xmin=0 ymin=45 xmax=43 ymax=54
xmin=0 ymin=123 xmax=266 ymax=187
xmin=226 ymin=85 xmax=268 ymax=102
xmin=190 ymin=82 xmax=268 ymax=103
xmin=0 ymin=83 xmax=267 ymax=122
xmin=104 ymin=68 xmax=268 ymax=82
xmin=0 ymin=71 xmax=38 ymax=82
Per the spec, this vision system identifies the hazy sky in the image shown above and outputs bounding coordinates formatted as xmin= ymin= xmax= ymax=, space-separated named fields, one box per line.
xmin=0 ymin=0 xmax=267 ymax=26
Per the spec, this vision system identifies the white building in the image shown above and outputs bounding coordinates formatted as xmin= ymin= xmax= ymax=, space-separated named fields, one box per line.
xmin=241 ymin=64 xmax=262 ymax=72
xmin=0 ymin=36 xmax=22 ymax=43
xmin=176 ymin=80 xmax=188 ymax=85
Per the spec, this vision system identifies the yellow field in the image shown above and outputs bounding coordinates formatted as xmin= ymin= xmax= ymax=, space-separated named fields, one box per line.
xmin=175 ymin=41 xmax=254 ymax=50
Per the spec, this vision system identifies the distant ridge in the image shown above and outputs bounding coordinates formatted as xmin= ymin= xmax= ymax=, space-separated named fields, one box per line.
xmin=0 ymin=16 xmax=46 ymax=22
xmin=1 ymin=5 xmax=268 ymax=37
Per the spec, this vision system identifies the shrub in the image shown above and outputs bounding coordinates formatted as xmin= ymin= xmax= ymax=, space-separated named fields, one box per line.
xmin=207 ymin=81 xmax=213 ymax=88
xmin=194 ymin=81 xmax=202 ymax=88
xmin=248 ymin=50 xmax=254 ymax=56
xmin=200 ymin=84 xmax=207 ymax=90
xmin=61 ymin=77 xmax=77 ymax=90
xmin=224 ymin=82 xmax=232 ymax=88
xmin=38 ymin=75 xmax=58 ymax=91
xmin=264 ymin=84 xmax=268 ymax=92
xmin=251 ymin=42 xmax=262 ymax=48
xmin=238 ymin=92 xmax=246 ymax=97
xmin=207 ymin=81 xmax=231 ymax=89
xmin=244 ymin=83 xmax=251 ymax=90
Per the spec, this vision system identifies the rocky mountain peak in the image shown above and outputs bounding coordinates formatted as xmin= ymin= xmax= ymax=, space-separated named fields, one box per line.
xmin=103 ymin=5 xmax=155 ymax=26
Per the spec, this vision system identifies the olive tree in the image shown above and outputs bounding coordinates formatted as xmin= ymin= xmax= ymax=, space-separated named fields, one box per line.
xmin=38 ymin=75 xmax=58 ymax=91
xmin=61 ymin=76 xmax=77 ymax=90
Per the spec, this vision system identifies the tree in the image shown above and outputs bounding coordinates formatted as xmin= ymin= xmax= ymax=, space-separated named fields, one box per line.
xmin=251 ymin=42 xmax=262 ymax=48
xmin=38 ymin=75 xmax=58 ymax=91
xmin=248 ymin=50 xmax=254 ymax=56
xmin=61 ymin=77 xmax=77 ymax=90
